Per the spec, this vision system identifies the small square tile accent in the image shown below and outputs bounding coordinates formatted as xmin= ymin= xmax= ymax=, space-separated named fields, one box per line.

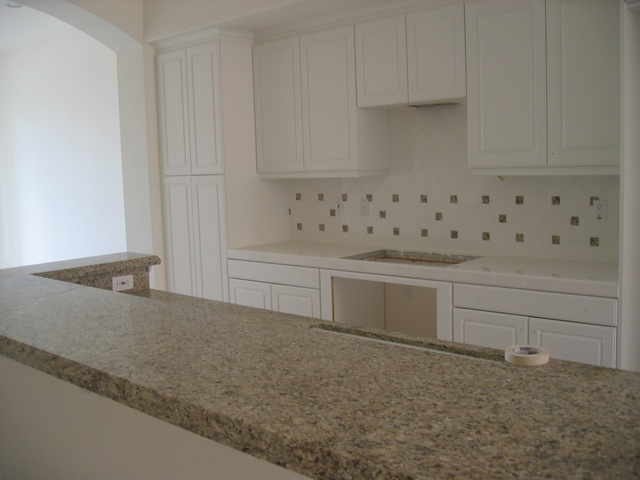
xmin=451 ymin=230 xmax=458 ymax=239
xmin=342 ymin=225 xmax=349 ymax=233
xmin=482 ymin=195 xmax=490 ymax=204
xmin=366 ymin=194 xmax=373 ymax=202
xmin=297 ymin=223 xmax=302 ymax=230
xmin=590 ymin=196 xmax=600 ymax=206
xmin=393 ymin=227 xmax=400 ymax=235
xmin=450 ymin=195 xmax=458 ymax=204
xmin=318 ymin=193 xmax=324 ymax=201
xmin=367 ymin=226 xmax=374 ymax=234
xmin=436 ymin=212 xmax=443 ymax=221
xmin=515 ymin=196 xmax=524 ymax=205
xmin=380 ymin=210 xmax=387 ymax=219
xmin=288 ymin=208 xmax=292 ymax=215
xmin=420 ymin=195 xmax=428 ymax=203
xmin=551 ymin=196 xmax=561 ymax=205
xmin=516 ymin=233 xmax=524 ymax=243
xmin=319 ymin=224 xmax=325 ymax=231
xmin=296 ymin=193 xmax=302 ymax=201
xmin=499 ymin=214 xmax=507 ymax=223
xmin=330 ymin=209 xmax=336 ymax=217
xmin=570 ymin=216 xmax=580 ymax=226
xmin=342 ymin=193 xmax=348 ymax=201
xmin=421 ymin=229 xmax=428 ymax=237
xmin=590 ymin=237 xmax=600 ymax=247
xmin=392 ymin=194 xmax=400 ymax=202
xmin=482 ymin=232 xmax=490 ymax=241
xmin=552 ymin=235 xmax=561 ymax=245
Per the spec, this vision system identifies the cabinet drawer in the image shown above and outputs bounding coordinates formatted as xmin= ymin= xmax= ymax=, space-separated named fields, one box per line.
xmin=228 ymin=260 xmax=320 ymax=289
xmin=454 ymin=284 xmax=616 ymax=327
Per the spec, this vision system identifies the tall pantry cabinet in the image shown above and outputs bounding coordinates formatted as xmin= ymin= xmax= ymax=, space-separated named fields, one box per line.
xmin=156 ymin=35 xmax=232 ymax=302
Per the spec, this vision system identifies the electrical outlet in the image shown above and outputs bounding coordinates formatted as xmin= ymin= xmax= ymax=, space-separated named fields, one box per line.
xmin=594 ymin=200 xmax=607 ymax=222
xmin=335 ymin=197 xmax=344 ymax=216
xmin=112 ymin=274 xmax=134 ymax=292
xmin=360 ymin=198 xmax=370 ymax=216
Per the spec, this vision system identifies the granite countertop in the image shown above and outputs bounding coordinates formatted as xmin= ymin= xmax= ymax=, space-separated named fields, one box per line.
xmin=228 ymin=241 xmax=619 ymax=297
xmin=1 ymin=256 xmax=638 ymax=479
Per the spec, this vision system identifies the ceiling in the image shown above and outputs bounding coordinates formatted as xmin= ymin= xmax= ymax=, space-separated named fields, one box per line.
xmin=0 ymin=3 xmax=71 ymax=52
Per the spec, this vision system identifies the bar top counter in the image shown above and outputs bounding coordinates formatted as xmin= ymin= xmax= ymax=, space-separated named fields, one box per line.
xmin=0 ymin=254 xmax=638 ymax=479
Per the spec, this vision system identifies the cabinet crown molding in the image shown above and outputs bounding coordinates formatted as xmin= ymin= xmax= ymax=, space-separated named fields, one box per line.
xmin=153 ymin=27 xmax=253 ymax=51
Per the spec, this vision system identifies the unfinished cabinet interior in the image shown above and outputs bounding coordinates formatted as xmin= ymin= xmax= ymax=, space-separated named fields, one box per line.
xmin=465 ymin=0 xmax=619 ymax=175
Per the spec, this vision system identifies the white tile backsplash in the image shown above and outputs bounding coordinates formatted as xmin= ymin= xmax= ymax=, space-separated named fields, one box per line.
xmin=289 ymin=104 xmax=619 ymax=262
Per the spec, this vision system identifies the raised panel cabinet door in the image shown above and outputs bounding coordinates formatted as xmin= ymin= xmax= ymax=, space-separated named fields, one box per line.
xmin=191 ymin=176 xmax=227 ymax=302
xmin=407 ymin=4 xmax=466 ymax=103
xmin=465 ymin=0 xmax=547 ymax=168
xmin=187 ymin=43 xmax=223 ymax=174
xmin=162 ymin=176 xmax=196 ymax=296
xmin=229 ymin=279 xmax=272 ymax=310
xmin=546 ymin=0 xmax=620 ymax=167
xmin=253 ymin=37 xmax=303 ymax=174
xmin=300 ymin=26 xmax=359 ymax=172
xmin=355 ymin=15 xmax=408 ymax=107
xmin=528 ymin=317 xmax=616 ymax=368
xmin=453 ymin=308 xmax=527 ymax=350
xmin=271 ymin=284 xmax=321 ymax=319
xmin=157 ymin=50 xmax=191 ymax=176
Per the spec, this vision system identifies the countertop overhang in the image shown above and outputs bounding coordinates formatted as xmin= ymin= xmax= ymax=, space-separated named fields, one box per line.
xmin=0 ymin=254 xmax=638 ymax=479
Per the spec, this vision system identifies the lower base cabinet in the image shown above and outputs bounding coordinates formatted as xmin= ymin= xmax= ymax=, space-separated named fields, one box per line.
xmin=453 ymin=307 xmax=617 ymax=368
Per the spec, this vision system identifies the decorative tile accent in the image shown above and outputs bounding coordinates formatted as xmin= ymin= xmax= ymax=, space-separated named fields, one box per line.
xmin=288 ymin=208 xmax=291 ymax=215
xmin=590 ymin=237 xmax=600 ymax=247
xmin=318 ymin=193 xmax=324 ymax=201
xmin=515 ymin=196 xmax=524 ymax=205
xmin=393 ymin=227 xmax=400 ymax=235
xmin=451 ymin=230 xmax=458 ymax=239
xmin=342 ymin=193 xmax=348 ymax=201
xmin=482 ymin=232 xmax=490 ymax=241
xmin=319 ymin=224 xmax=325 ymax=231
xmin=296 ymin=193 xmax=302 ymax=201
xmin=366 ymin=194 xmax=373 ymax=202
xmin=516 ymin=233 xmax=524 ymax=243
xmin=552 ymin=196 xmax=561 ymax=205
xmin=421 ymin=195 xmax=428 ymax=203
xmin=367 ymin=226 xmax=374 ymax=234
xmin=482 ymin=195 xmax=490 ymax=205
xmin=297 ymin=223 xmax=302 ymax=230
xmin=436 ymin=212 xmax=443 ymax=221
xmin=330 ymin=209 xmax=336 ymax=217
xmin=342 ymin=225 xmax=349 ymax=233
xmin=552 ymin=235 xmax=561 ymax=245
xmin=380 ymin=211 xmax=387 ymax=219
xmin=421 ymin=229 xmax=428 ymax=237
xmin=499 ymin=214 xmax=507 ymax=223
xmin=450 ymin=195 xmax=458 ymax=204
xmin=392 ymin=194 xmax=400 ymax=203
xmin=570 ymin=216 xmax=580 ymax=226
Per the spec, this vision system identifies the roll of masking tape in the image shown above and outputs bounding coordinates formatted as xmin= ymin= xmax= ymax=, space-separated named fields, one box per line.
xmin=505 ymin=345 xmax=549 ymax=366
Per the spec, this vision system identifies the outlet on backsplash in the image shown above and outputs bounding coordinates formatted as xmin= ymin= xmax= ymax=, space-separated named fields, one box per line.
xmin=288 ymin=105 xmax=619 ymax=263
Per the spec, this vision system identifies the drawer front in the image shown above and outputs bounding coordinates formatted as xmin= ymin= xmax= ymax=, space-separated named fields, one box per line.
xmin=228 ymin=260 xmax=320 ymax=289
xmin=454 ymin=284 xmax=617 ymax=326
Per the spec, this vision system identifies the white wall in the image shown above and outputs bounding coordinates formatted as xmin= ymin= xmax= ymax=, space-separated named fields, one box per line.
xmin=0 ymin=28 xmax=127 ymax=268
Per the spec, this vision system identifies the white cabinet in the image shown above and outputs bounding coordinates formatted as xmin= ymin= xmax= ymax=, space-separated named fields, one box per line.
xmin=228 ymin=260 xmax=321 ymax=318
xmin=253 ymin=27 xmax=388 ymax=178
xmin=355 ymin=4 xmax=466 ymax=107
xmin=163 ymin=176 xmax=228 ymax=301
xmin=465 ymin=0 xmax=619 ymax=175
xmin=157 ymin=42 xmax=223 ymax=175
xmin=453 ymin=284 xmax=617 ymax=367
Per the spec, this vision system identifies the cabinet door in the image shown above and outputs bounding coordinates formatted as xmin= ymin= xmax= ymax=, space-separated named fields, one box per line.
xmin=453 ymin=308 xmax=527 ymax=350
xmin=157 ymin=50 xmax=191 ymax=176
xmin=253 ymin=37 xmax=303 ymax=174
xmin=465 ymin=0 xmax=547 ymax=168
xmin=191 ymin=176 xmax=227 ymax=302
xmin=229 ymin=279 xmax=272 ymax=310
xmin=300 ymin=26 xmax=358 ymax=172
xmin=355 ymin=15 xmax=408 ymax=107
xmin=546 ymin=0 xmax=619 ymax=167
xmin=407 ymin=4 xmax=466 ymax=104
xmin=271 ymin=284 xmax=321 ymax=319
xmin=187 ymin=43 xmax=223 ymax=174
xmin=163 ymin=176 xmax=196 ymax=296
xmin=529 ymin=318 xmax=616 ymax=368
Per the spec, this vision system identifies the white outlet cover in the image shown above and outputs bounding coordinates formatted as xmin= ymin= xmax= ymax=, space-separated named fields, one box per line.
xmin=112 ymin=274 xmax=134 ymax=292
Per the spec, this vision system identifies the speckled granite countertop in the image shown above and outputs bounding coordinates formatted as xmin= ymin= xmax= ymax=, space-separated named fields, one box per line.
xmin=1 ymin=257 xmax=638 ymax=479
xmin=228 ymin=241 xmax=618 ymax=297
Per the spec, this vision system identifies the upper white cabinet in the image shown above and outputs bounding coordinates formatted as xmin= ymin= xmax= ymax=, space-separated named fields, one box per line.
xmin=465 ymin=0 xmax=619 ymax=175
xmin=253 ymin=26 xmax=388 ymax=178
xmin=355 ymin=4 xmax=466 ymax=107
xmin=157 ymin=42 xmax=223 ymax=175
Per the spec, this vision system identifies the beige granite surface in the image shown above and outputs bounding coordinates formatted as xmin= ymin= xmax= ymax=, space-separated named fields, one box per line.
xmin=0 ymin=260 xmax=638 ymax=479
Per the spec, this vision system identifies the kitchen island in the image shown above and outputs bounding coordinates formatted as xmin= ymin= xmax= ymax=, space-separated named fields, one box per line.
xmin=0 ymin=255 xmax=638 ymax=479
